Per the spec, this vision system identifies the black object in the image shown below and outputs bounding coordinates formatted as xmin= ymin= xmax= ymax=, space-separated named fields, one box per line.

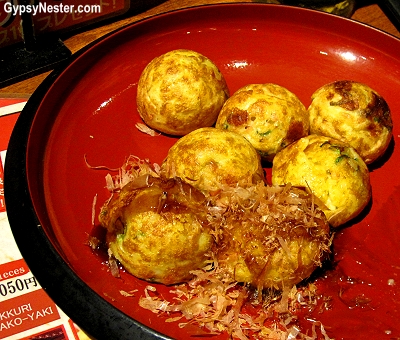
xmin=0 ymin=39 xmax=72 ymax=88
xmin=0 ymin=0 xmax=167 ymax=89
xmin=0 ymin=0 xmax=72 ymax=88
xmin=381 ymin=0 xmax=400 ymax=31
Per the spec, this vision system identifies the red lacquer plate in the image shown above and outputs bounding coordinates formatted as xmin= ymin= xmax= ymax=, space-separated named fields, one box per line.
xmin=5 ymin=4 xmax=400 ymax=339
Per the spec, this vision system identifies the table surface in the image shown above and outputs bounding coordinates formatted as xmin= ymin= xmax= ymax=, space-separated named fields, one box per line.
xmin=1 ymin=0 xmax=399 ymax=95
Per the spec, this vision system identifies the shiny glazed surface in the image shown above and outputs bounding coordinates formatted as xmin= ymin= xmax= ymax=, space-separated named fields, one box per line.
xmin=12 ymin=4 xmax=400 ymax=339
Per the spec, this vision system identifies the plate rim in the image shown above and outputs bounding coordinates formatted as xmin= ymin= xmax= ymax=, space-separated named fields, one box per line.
xmin=4 ymin=45 xmax=172 ymax=340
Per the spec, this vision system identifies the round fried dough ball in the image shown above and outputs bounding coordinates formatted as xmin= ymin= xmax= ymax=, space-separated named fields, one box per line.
xmin=160 ymin=127 xmax=265 ymax=192
xmin=215 ymin=83 xmax=309 ymax=162
xmin=137 ymin=49 xmax=229 ymax=136
xmin=308 ymin=80 xmax=393 ymax=164
xmin=214 ymin=185 xmax=330 ymax=290
xmin=271 ymin=134 xmax=371 ymax=227
xmin=99 ymin=177 xmax=213 ymax=285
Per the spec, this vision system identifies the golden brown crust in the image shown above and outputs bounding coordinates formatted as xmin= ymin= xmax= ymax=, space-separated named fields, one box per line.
xmin=160 ymin=127 xmax=265 ymax=192
xmin=137 ymin=49 xmax=229 ymax=136
xmin=271 ymin=134 xmax=371 ymax=227
xmin=215 ymin=83 xmax=309 ymax=161
xmin=308 ymin=80 xmax=393 ymax=164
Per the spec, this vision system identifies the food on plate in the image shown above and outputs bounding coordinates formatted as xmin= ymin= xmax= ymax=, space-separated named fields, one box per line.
xmin=308 ymin=80 xmax=393 ymax=164
xmin=215 ymin=83 xmax=309 ymax=161
xmin=98 ymin=154 xmax=331 ymax=292
xmin=136 ymin=49 xmax=229 ymax=136
xmin=98 ymin=176 xmax=213 ymax=285
xmin=212 ymin=183 xmax=331 ymax=290
xmin=160 ymin=127 xmax=265 ymax=192
xmin=93 ymin=76 xmax=392 ymax=339
xmin=136 ymin=182 xmax=332 ymax=338
xmin=271 ymin=134 xmax=371 ymax=227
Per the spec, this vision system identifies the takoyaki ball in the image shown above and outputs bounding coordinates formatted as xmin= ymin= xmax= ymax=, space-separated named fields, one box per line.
xmin=99 ymin=177 xmax=214 ymax=285
xmin=308 ymin=80 xmax=393 ymax=164
xmin=271 ymin=135 xmax=371 ymax=227
xmin=136 ymin=49 xmax=229 ymax=136
xmin=215 ymin=83 xmax=309 ymax=162
xmin=160 ymin=127 xmax=265 ymax=193
xmin=215 ymin=185 xmax=331 ymax=291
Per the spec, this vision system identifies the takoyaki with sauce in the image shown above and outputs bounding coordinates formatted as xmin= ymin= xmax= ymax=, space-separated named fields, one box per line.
xmin=99 ymin=176 xmax=213 ymax=285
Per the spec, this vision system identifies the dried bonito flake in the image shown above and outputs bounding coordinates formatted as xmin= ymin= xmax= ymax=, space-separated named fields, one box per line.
xmin=94 ymin=145 xmax=334 ymax=339
xmin=208 ymin=182 xmax=332 ymax=291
